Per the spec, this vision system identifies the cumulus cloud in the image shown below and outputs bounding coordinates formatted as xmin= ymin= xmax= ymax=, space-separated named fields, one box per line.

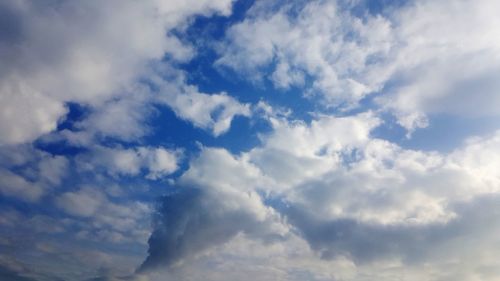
xmin=139 ymin=148 xmax=287 ymax=272
xmin=0 ymin=0 xmax=243 ymax=146
xmin=149 ymin=66 xmax=252 ymax=136
xmin=77 ymin=146 xmax=181 ymax=179
xmin=161 ymin=194 xmax=499 ymax=281
xmin=249 ymin=112 xmax=381 ymax=189
xmin=138 ymin=111 xmax=500 ymax=279
xmin=249 ymin=115 xmax=500 ymax=256
xmin=0 ymin=79 xmax=68 ymax=145
xmin=217 ymin=0 xmax=392 ymax=108
xmin=3 ymin=1 xmax=500 ymax=280
xmin=218 ymin=0 xmax=500 ymax=131
xmin=141 ymin=233 xmax=356 ymax=281
xmin=376 ymin=0 xmax=500 ymax=131
xmin=166 ymin=90 xmax=251 ymax=136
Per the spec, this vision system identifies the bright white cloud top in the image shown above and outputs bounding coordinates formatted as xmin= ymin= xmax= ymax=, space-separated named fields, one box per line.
xmin=0 ymin=0 xmax=500 ymax=281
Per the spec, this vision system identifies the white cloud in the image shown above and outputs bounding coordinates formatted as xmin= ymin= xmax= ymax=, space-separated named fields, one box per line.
xmin=3 ymin=1 xmax=500 ymax=280
xmin=138 ymin=111 xmax=500 ymax=279
xmin=0 ymin=79 xmax=67 ymax=145
xmin=249 ymin=112 xmax=381 ymax=189
xmin=0 ymin=0 xmax=237 ymax=145
xmin=218 ymin=0 xmax=500 ymax=131
xmin=376 ymin=0 xmax=500 ymax=131
xmin=166 ymin=90 xmax=251 ymax=137
xmin=150 ymin=67 xmax=251 ymax=136
xmin=218 ymin=1 xmax=392 ymax=108
xmin=55 ymin=187 xmax=105 ymax=217
xmin=76 ymin=89 xmax=154 ymax=142
xmin=139 ymin=147 xmax=288 ymax=272
xmin=139 ymin=147 xmax=182 ymax=180
xmin=179 ymin=148 xmax=265 ymax=193
xmin=79 ymin=146 xmax=181 ymax=179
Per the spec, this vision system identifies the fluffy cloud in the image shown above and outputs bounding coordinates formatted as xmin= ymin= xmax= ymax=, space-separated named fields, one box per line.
xmin=3 ymin=1 xmax=500 ymax=280
xmin=136 ymin=205 xmax=500 ymax=281
xmin=0 ymin=0 xmax=242 ymax=145
xmin=217 ymin=1 xmax=392 ymax=108
xmin=165 ymin=90 xmax=251 ymax=136
xmin=0 ymin=79 xmax=68 ymax=145
xmin=138 ymin=112 xmax=500 ymax=280
xmin=249 ymin=112 xmax=381 ymax=189
xmin=150 ymin=66 xmax=252 ymax=136
xmin=77 ymin=146 xmax=181 ymax=179
xmin=139 ymin=148 xmax=287 ymax=272
xmin=218 ymin=0 xmax=500 ymax=131
xmin=376 ymin=0 xmax=500 ymax=131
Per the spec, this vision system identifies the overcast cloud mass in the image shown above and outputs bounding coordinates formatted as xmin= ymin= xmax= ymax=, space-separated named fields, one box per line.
xmin=1 ymin=0 xmax=500 ymax=280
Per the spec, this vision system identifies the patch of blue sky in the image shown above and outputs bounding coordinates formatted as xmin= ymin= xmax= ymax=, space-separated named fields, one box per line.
xmin=401 ymin=114 xmax=500 ymax=152
xmin=371 ymin=112 xmax=500 ymax=152
xmin=349 ymin=0 xmax=411 ymax=18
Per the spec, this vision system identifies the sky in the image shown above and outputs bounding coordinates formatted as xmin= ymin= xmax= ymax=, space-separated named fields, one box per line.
xmin=1 ymin=0 xmax=500 ymax=280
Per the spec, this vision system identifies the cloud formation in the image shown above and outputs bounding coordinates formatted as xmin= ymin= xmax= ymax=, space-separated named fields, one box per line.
xmin=139 ymin=148 xmax=286 ymax=272
xmin=78 ymin=146 xmax=181 ymax=179
xmin=2 ymin=0 xmax=500 ymax=280
xmin=138 ymin=114 xmax=500 ymax=280
xmin=219 ymin=0 xmax=500 ymax=131
xmin=0 ymin=0 xmax=245 ymax=146
xmin=0 ymin=145 xmax=67 ymax=201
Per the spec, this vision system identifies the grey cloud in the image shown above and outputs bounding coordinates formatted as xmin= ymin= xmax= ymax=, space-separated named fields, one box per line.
xmin=0 ymin=1 xmax=24 ymax=44
xmin=280 ymin=193 xmax=500 ymax=273
xmin=139 ymin=184 xmax=283 ymax=273
xmin=135 ymin=120 xmax=500 ymax=279
xmin=0 ymin=265 xmax=37 ymax=281
xmin=0 ymin=145 xmax=68 ymax=201
xmin=282 ymin=204 xmax=447 ymax=264
xmin=0 ymin=256 xmax=66 ymax=281
xmin=137 ymin=148 xmax=287 ymax=272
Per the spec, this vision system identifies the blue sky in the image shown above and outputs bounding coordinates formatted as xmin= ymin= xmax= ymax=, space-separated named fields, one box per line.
xmin=1 ymin=0 xmax=500 ymax=280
